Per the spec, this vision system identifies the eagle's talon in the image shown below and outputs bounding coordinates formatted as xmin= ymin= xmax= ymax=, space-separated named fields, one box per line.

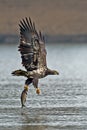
xmin=36 ymin=88 xmax=41 ymax=95
xmin=24 ymin=85 xmax=29 ymax=91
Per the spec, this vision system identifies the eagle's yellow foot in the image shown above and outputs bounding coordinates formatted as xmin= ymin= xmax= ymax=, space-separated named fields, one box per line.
xmin=24 ymin=85 xmax=29 ymax=91
xmin=36 ymin=88 xmax=41 ymax=95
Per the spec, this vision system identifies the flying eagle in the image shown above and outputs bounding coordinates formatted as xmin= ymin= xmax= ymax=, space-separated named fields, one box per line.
xmin=12 ymin=17 xmax=59 ymax=107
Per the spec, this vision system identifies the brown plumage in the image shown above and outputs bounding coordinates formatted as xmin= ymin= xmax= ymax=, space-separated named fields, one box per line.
xmin=12 ymin=17 xmax=59 ymax=107
xmin=18 ymin=17 xmax=47 ymax=72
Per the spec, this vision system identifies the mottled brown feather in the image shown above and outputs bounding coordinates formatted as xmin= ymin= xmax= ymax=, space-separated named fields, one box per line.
xmin=18 ymin=17 xmax=47 ymax=71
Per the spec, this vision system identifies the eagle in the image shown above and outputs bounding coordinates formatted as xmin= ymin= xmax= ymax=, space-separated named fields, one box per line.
xmin=12 ymin=17 xmax=59 ymax=107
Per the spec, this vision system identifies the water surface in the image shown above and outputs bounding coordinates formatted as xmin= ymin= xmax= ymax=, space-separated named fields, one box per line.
xmin=0 ymin=43 xmax=87 ymax=130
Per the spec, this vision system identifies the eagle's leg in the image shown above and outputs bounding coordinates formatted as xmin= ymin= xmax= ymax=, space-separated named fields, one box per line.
xmin=21 ymin=78 xmax=33 ymax=107
xmin=24 ymin=78 xmax=33 ymax=90
xmin=32 ymin=77 xmax=41 ymax=94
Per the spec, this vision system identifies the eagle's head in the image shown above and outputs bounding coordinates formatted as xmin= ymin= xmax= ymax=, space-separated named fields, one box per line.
xmin=46 ymin=68 xmax=59 ymax=76
xmin=52 ymin=70 xmax=59 ymax=75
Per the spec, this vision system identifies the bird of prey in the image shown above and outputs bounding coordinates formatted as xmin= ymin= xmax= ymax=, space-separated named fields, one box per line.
xmin=12 ymin=17 xmax=59 ymax=107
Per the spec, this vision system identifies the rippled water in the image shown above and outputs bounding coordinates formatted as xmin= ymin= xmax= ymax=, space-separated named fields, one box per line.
xmin=0 ymin=43 xmax=87 ymax=130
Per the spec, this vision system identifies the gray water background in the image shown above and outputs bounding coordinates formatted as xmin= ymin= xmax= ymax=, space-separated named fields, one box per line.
xmin=0 ymin=43 xmax=87 ymax=130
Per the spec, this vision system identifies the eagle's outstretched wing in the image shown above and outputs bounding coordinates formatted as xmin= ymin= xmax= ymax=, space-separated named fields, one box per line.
xmin=18 ymin=17 xmax=47 ymax=71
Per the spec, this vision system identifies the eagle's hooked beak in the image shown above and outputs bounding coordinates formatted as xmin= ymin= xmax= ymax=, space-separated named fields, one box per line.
xmin=54 ymin=70 xmax=59 ymax=75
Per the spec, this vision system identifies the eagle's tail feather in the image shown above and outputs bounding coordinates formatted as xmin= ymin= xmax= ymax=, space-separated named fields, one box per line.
xmin=12 ymin=69 xmax=28 ymax=77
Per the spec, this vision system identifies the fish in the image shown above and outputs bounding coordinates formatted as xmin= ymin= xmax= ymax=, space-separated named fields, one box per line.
xmin=21 ymin=89 xmax=27 ymax=108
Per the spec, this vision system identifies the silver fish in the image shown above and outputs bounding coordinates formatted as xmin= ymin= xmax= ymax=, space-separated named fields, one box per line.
xmin=21 ymin=89 xmax=27 ymax=108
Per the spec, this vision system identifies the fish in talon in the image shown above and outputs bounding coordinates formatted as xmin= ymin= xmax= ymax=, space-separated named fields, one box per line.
xmin=21 ymin=86 xmax=28 ymax=108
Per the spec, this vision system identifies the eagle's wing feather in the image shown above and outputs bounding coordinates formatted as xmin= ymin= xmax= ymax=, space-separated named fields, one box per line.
xmin=18 ymin=17 xmax=47 ymax=71
xmin=38 ymin=31 xmax=47 ymax=68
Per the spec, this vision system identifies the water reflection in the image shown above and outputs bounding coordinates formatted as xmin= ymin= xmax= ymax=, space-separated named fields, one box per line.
xmin=20 ymin=126 xmax=47 ymax=130
xmin=20 ymin=109 xmax=47 ymax=130
xmin=21 ymin=110 xmax=42 ymax=124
